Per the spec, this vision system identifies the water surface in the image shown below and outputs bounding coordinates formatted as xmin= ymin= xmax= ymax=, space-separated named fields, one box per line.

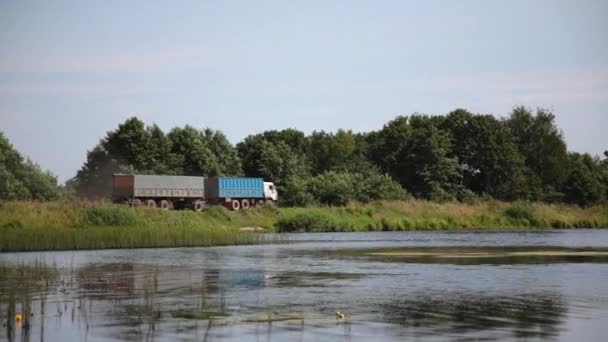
xmin=2 ymin=230 xmax=608 ymax=341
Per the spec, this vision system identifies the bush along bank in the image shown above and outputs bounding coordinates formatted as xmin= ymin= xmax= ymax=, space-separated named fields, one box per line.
xmin=1 ymin=200 xmax=607 ymax=251
xmin=274 ymin=201 xmax=608 ymax=232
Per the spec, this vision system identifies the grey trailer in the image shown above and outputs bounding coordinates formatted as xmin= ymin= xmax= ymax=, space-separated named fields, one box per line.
xmin=112 ymin=174 xmax=207 ymax=211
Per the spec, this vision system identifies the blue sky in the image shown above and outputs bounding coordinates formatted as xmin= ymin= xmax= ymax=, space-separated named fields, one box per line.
xmin=1 ymin=0 xmax=607 ymax=182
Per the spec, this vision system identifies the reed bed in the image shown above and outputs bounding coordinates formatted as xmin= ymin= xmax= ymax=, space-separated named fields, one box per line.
xmin=0 ymin=201 xmax=268 ymax=252
xmin=0 ymin=200 xmax=606 ymax=251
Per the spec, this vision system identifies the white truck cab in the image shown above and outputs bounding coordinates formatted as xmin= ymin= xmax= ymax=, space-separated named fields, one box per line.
xmin=264 ymin=182 xmax=279 ymax=201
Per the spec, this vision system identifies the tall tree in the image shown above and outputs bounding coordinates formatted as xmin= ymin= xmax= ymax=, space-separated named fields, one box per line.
xmin=366 ymin=116 xmax=411 ymax=175
xmin=368 ymin=115 xmax=461 ymax=200
xmin=146 ymin=124 xmax=183 ymax=174
xmin=167 ymin=126 xmax=219 ymax=176
xmin=199 ymin=129 xmax=242 ymax=176
xmin=307 ymin=129 xmax=357 ymax=174
xmin=562 ymin=153 xmax=607 ymax=206
xmin=103 ymin=117 xmax=153 ymax=171
xmin=506 ymin=107 xmax=569 ymax=199
xmin=257 ymin=141 xmax=309 ymax=184
xmin=167 ymin=126 xmax=242 ymax=177
xmin=401 ymin=116 xmax=462 ymax=200
xmin=237 ymin=129 xmax=309 ymax=179
xmin=441 ymin=110 xmax=529 ymax=200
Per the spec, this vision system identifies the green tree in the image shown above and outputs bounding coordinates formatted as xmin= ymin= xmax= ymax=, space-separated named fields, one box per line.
xmin=562 ymin=153 xmax=607 ymax=206
xmin=199 ymin=128 xmax=242 ymax=176
xmin=0 ymin=132 xmax=61 ymax=200
xmin=370 ymin=115 xmax=461 ymax=200
xmin=405 ymin=118 xmax=462 ymax=200
xmin=237 ymin=129 xmax=310 ymax=180
xmin=441 ymin=110 xmax=529 ymax=200
xmin=146 ymin=124 xmax=183 ymax=174
xmin=103 ymin=117 xmax=153 ymax=171
xmin=257 ymin=141 xmax=309 ymax=184
xmin=506 ymin=106 xmax=569 ymax=199
xmin=167 ymin=126 xmax=219 ymax=176
xmin=366 ymin=116 xmax=411 ymax=174
xmin=307 ymin=129 xmax=357 ymax=174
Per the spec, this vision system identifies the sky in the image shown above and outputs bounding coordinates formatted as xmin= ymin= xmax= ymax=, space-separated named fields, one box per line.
xmin=1 ymin=0 xmax=607 ymax=183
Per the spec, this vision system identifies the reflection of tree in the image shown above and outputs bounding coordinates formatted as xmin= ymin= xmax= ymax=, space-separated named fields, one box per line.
xmin=381 ymin=291 xmax=567 ymax=338
xmin=0 ymin=265 xmax=57 ymax=342
xmin=97 ymin=266 xmax=229 ymax=341
xmin=77 ymin=263 xmax=135 ymax=299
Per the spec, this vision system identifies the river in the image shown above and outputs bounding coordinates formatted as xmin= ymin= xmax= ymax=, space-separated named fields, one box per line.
xmin=2 ymin=230 xmax=608 ymax=341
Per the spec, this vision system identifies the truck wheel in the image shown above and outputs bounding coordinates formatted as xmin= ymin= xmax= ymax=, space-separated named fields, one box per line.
xmin=146 ymin=199 xmax=156 ymax=208
xmin=159 ymin=200 xmax=171 ymax=210
xmin=258 ymin=199 xmax=265 ymax=207
xmin=241 ymin=199 xmax=250 ymax=210
xmin=193 ymin=200 xmax=205 ymax=212
xmin=131 ymin=199 xmax=142 ymax=207
xmin=230 ymin=199 xmax=241 ymax=211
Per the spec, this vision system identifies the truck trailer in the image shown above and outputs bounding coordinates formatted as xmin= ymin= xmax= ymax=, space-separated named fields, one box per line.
xmin=112 ymin=174 xmax=278 ymax=211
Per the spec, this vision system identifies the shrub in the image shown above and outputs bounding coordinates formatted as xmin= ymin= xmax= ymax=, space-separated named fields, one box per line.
xmin=352 ymin=168 xmax=408 ymax=203
xmin=504 ymin=202 xmax=536 ymax=222
xmin=550 ymin=219 xmax=567 ymax=229
xmin=305 ymin=169 xmax=408 ymax=207
xmin=1 ymin=219 xmax=23 ymax=229
xmin=308 ymin=172 xmax=356 ymax=206
xmin=206 ymin=205 xmax=232 ymax=221
xmin=80 ymin=205 xmax=137 ymax=226
xmin=276 ymin=212 xmax=342 ymax=232
xmin=279 ymin=176 xmax=315 ymax=207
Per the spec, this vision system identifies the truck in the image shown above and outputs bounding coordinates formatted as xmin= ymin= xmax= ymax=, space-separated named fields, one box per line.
xmin=112 ymin=174 xmax=278 ymax=211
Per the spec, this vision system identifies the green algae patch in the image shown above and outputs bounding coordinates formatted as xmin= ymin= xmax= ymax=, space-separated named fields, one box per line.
xmin=242 ymin=312 xmax=307 ymax=323
xmin=338 ymin=247 xmax=608 ymax=264
xmin=368 ymin=250 xmax=608 ymax=257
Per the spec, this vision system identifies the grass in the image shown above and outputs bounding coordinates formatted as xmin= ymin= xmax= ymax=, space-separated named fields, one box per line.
xmin=0 ymin=200 xmax=607 ymax=251
xmin=0 ymin=201 xmax=271 ymax=252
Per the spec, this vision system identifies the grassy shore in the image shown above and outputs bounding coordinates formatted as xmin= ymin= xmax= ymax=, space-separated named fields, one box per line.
xmin=0 ymin=201 xmax=268 ymax=252
xmin=1 ymin=200 xmax=607 ymax=252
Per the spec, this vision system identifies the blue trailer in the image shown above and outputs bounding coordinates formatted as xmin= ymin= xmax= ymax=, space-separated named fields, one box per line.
xmin=204 ymin=177 xmax=277 ymax=210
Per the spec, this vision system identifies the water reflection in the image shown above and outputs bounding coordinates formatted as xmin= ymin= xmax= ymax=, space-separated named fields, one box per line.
xmin=0 ymin=264 xmax=57 ymax=342
xmin=2 ymin=232 xmax=608 ymax=341
xmin=382 ymin=291 xmax=567 ymax=338
xmin=0 ymin=262 xmax=575 ymax=341
xmin=78 ymin=263 xmax=136 ymax=299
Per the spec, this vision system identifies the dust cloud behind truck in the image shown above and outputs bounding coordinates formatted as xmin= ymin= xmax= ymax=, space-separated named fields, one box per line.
xmin=112 ymin=174 xmax=278 ymax=211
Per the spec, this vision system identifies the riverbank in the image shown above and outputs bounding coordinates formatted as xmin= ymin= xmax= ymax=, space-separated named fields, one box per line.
xmin=1 ymin=200 xmax=607 ymax=251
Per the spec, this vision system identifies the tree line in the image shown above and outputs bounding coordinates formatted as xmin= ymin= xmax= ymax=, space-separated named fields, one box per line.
xmin=0 ymin=132 xmax=61 ymax=200
xmin=1 ymin=106 xmax=607 ymax=206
